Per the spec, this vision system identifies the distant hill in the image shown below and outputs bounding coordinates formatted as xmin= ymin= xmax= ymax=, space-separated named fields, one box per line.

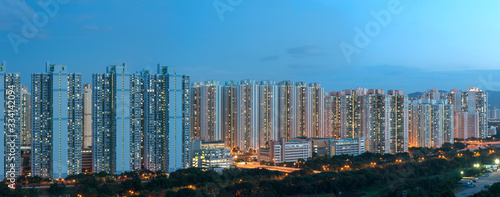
xmin=487 ymin=90 xmax=500 ymax=108
xmin=407 ymin=90 xmax=500 ymax=108
xmin=407 ymin=92 xmax=423 ymax=98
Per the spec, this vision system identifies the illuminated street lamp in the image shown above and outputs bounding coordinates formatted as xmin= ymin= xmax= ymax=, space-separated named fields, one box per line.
xmin=495 ymin=159 xmax=499 ymax=164
xmin=461 ymin=171 xmax=464 ymax=175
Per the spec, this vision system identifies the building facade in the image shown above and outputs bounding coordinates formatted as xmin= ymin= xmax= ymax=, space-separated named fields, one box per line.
xmin=92 ymin=64 xmax=141 ymax=174
xmin=387 ymin=90 xmax=409 ymax=153
xmin=277 ymin=81 xmax=296 ymax=141
xmin=329 ymin=137 xmax=366 ymax=156
xmin=236 ymin=80 xmax=259 ymax=151
xmin=259 ymin=81 xmax=279 ymax=149
xmin=82 ymin=84 xmax=92 ymax=149
xmin=0 ymin=62 xmax=22 ymax=181
xmin=31 ymin=63 xmax=82 ymax=178
xmin=191 ymin=81 xmax=222 ymax=141
xmin=258 ymin=138 xmax=312 ymax=163
xmin=21 ymin=86 xmax=31 ymax=148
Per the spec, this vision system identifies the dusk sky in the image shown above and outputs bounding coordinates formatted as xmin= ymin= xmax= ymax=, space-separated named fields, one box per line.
xmin=1 ymin=0 xmax=500 ymax=93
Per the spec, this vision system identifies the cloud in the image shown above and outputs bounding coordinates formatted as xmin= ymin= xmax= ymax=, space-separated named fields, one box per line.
xmin=259 ymin=55 xmax=279 ymax=61
xmin=287 ymin=45 xmax=321 ymax=57
xmin=81 ymin=25 xmax=114 ymax=33
xmin=0 ymin=0 xmax=35 ymax=31
xmin=288 ymin=64 xmax=321 ymax=69
xmin=74 ymin=14 xmax=94 ymax=22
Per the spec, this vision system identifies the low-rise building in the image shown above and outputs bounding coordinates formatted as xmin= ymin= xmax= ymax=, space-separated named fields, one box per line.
xmin=329 ymin=137 xmax=365 ymax=156
xmin=258 ymin=138 xmax=312 ymax=163
xmin=82 ymin=148 xmax=93 ymax=173
xmin=289 ymin=137 xmax=365 ymax=157
xmin=291 ymin=137 xmax=329 ymax=155
xmin=190 ymin=139 xmax=233 ymax=170
xmin=489 ymin=127 xmax=497 ymax=137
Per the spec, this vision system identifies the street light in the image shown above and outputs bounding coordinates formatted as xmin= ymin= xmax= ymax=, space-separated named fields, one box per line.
xmin=495 ymin=159 xmax=499 ymax=164
xmin=461 ymin=171 xmax=464 ymax=175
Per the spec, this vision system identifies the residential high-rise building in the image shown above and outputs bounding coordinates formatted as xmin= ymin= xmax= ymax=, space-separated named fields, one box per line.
xmin=82 ymin=84 xmax=92 ymax=148
xmin=339 ymin=90 xmax=365 ymax=139
xmin=387 ymin=90 xmax=408 ymax=153
xmin=31 ymin=63 xmax=82 ymax=178
xmin=236 ymin=80 xmax=259 ymax=151
xmin=324 ymin=95 xmax=333 ymax=138
xmin=329 ymin=92 xmax=343 ymax=139
xmin=143 ymin=65 xmax=191 ymax=172
xmin=309 ymin=83 xmax=325 ymax=138
xmin=259 ymin=81 xmax=278 ymax=149
xmin=408 ymin=99 xmax=420 ymax=147
xmin=277 ymin=81 xmax=296 ymax=141
xmin=0 ymin=62 xmax=22 ymax=181
xmin=408 ymin=99 xmax=452 ymax=148
xmin=446 ymin=87 xmax=487 ymax=139
xmin=222 ymin=81 xmax=239 ymax=150
xmin=442 ymin=103 xmax=454 ymax=144
xmin=488 ymin=107 xmax=500 ymax=120
xmin=21 ymin=85 xmax=31 ymax=147
xmin=364 ymin=91 xmax=390 ymax=154
xmin=453 ymin=111 xmax=479 ymax=139
xmin=191 ymin=81 xmax=222 ymax=141
xmin=295 ymin=82 xmax=310 ymax=138
xmin=92 ymin=64 xmax=141 ymax=174
xmin=461 ymin=87 xmax=488 ymax=138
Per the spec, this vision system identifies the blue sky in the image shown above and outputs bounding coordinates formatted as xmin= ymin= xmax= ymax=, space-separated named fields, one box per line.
xmin=1 ymin=0 xmax=500 ymax=93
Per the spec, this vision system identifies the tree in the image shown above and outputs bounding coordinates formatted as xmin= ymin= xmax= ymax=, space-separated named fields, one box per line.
xmin=48 ymin=183 xmax=66 ymax=195
xmin=440 ymin=189 xmax=455 ymax=197
xmin=0 ymin=182 xmax=12 ymax=196
xmin=176 ymin=188 xmax=202 ymax=197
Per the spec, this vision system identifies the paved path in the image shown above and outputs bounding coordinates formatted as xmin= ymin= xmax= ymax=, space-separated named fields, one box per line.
xmin=455 ymin=171 xmax=500 ymax=197
xmin=235 ymin=162 xmax=321 ymax=174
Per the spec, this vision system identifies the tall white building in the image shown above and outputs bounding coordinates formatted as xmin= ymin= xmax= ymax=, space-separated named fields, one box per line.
xmin=462 ymin=87 xmax=488 ymax=138
xmin=21 ymin=85 xmax=31 ymax=147
xmin=408 ymin=99 xmax=453 ymax=148
xmin=446 ymin=87 xmax=486 ymax=139
xmin=387 ymin=90 xmax=409 ymax=153
xmin=277 ymin=81 xmax=296 ymax=141
xmin=259 ymin=81 xmax=279 ymax=148
xmin=191 ymin=81 xmax=222 ymax=141
xmin=222 ymin=81 xmax=239 ymax=149
xmin=82 ymin=84 xmax=92 ymax=149
xmin=236 ymin=80 xmax=259 ymax=151
xmin=364 ymin=91 xmax=391 ymax=154
xmin=0 ymin=62 xmax=22 ymax=181
xmin=32 ymin=63 xmax=82 ymax=178
xmin=309 ymin=83 xmax=325 ymax=138
xmin=92 ymin=64 xmax=141 ymax=174
xmin=143 ymin=65 xmax=191 ymax=172
xmin=295 ymin=82 xmax=311 ymax=138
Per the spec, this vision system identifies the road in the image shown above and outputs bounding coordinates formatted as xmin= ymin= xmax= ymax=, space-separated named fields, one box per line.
xmin=455 ymin=171 xmax=500 ymax=197
xmin=235 ymin=162 xmax=321 ymax=174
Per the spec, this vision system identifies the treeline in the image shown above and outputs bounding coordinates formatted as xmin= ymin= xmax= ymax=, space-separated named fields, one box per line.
xmin=2 ymin=142 xmax=498 ymax=197
xmin=471 ymin=182 xmax=500 ymax=197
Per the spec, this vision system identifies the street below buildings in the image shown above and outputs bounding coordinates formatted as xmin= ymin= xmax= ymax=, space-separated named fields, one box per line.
xmin=455 ymin=171 xmax=500 ymax=197
xmin=235 ymin=162 xmax=321 ymax=174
